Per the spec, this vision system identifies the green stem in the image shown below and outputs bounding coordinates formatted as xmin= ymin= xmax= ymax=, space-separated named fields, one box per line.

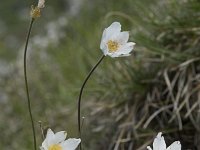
xmin=24 ymin=18 xmax=37 ymax=150
xmin=78 ymin=54 xmax=105 ymax=150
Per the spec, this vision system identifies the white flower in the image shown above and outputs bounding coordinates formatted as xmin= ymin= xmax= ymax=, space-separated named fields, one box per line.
xmin=40 ymin=128 xmax=81 ymax=150
xmin=38 ymin=0 xmax=45 ymax=9
xmin=147 ymin=132 xmax=181 ymax=150
xmin=100 ymin=22 xmax=135 ymax=58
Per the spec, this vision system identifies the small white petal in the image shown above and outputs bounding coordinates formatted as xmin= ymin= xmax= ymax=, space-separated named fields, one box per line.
xmin=100 ymin=29 xmax=108 ymax=55
xmin=109 ymin=42 xmax=135 ymax=58
xmin=54 ymin=131 xmax=67 ymax=144
xmin=116 ymin=31 xmax=129 ymax=44
xmin=61 ymin=138 xmax=81 ymax=150
xmin=103 ymin=22 xmax=121 ymax=42
xmin=153 ymin=132 xmax=166 ymax=150
xmin=46 ymin=128 xmax=56 ymax=146
xmin=166 ymin=141 xmax=181 ymax=150
xmin=118 ymin=42 xmax=135 ymax=54
xmin=117 ymin=53 xmax=131 ymax=57
xmin=38 ymin=0 xmax=45 ymax=8
xmin=108 ymin=52 xmax=129 ymax=58
xmin=41 ymin=139 xmax=48 ymax=150
xmin=100 ymin=29 xmax=106 ymax=49
xmin=147 ymin=146 xmax=153 ymax=150
xmin=106 ymin=22 xmax=121 ymax=38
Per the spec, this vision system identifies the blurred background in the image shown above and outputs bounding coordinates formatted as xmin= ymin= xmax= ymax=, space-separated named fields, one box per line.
xmin=0 ymin=0 xmax=200 ymax=149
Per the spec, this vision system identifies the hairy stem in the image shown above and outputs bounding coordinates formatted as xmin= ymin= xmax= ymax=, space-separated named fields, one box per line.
xmin=24 ymin=18 xmax=37 ymax=150
xmin=78 ymin=54 xmax=105 ymax=149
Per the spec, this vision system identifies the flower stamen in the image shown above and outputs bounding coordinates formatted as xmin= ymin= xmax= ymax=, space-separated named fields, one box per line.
xmin=107 ymin=40 xmax=119 ymax=52
xmin=49 ymin=144 xmax=62 ymax=150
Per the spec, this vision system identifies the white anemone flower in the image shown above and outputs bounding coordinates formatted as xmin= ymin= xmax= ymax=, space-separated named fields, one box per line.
xmin=40 ymin=128 xmax=81 ymax=150
xmin=100 ymin=22 xmax=135 ymax=58
xmin=147 ymin=132 xmax=181 ymax=150
xmin=38 ymin=0 xmax=45 ymax=9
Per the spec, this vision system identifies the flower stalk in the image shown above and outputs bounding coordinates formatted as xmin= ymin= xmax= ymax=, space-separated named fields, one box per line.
xmin=23 ymin=1 xmax=45 ymax=149
xmin=23 ymin=18 xmax=37 ymax=150
xmin=78 ymin=54 xmax=105 ymax=149
xmin=77 ymin=22 xmax=135 ymax=149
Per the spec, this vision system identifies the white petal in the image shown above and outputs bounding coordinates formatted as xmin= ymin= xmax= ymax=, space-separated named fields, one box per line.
xmin=166 ymin=141 xmax=181 ymax=150
xmin=116 ymin=31 xmax=129 ymax=44
xmin=104 ymin=22 xmax=121 ymax=40
xmin=110 ymin=42 xmax=135 ymax=57
xmin=46 ymin=128 xmax=56 ymax=146
xmin=40 ymin=146 xmax=46 ymax=150
xmin=54 ymin=131 xmax=67 ymax=144
xmin=100 ymin=29 xmax=108 ymax=55
xmin=147 ymin=146 xmax=153 ymax=150
xmin=100 ymin=22 xmax=121 ymax=55
xmin=119 ymin=42 xmax=135 ymax=53
xmin=41 ymin=139 xmax=48 ymax=150
xmin=153 ymin=132 xmax=166 ymax=150
xmin=61 ymin=138 xmax=81 ymax=150
xmin=108 ymin=52 xmax=130 ymax=58
xmin=106 ymin=22 xmax=121 ymax=35
xmin=38 ymin=0 xmax=45 ymax=8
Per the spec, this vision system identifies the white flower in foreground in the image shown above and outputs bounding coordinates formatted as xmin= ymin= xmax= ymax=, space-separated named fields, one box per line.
xmin=38 ymin=0 xmax=45 ymax=9
xmin=147 ymin=132 xmax=181 ymax=150
xmin=100 ymin=22 xmax=135 ymax=58
xmin=40 ymin=128 xmax=81 ymax=150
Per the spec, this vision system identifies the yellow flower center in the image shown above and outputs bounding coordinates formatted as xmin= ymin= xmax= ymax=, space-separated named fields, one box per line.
xmin=107 ymin=40 xmax=119 ymax=52
xmin=49 ymin=144 xmax=62 ymax=150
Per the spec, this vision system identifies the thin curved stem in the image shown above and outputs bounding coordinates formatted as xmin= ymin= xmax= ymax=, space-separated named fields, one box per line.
xmin=78 ymin=54 xmax=105 ymax=149
xmin=24 ymin=18 xmax=37 ymax=150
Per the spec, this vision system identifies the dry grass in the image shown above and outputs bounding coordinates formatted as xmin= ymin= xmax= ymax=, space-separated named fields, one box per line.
xmin=85 ymin=58 xmax=200 ymax=150
xmin=83 ymin=0 xmax=200 ymax=149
